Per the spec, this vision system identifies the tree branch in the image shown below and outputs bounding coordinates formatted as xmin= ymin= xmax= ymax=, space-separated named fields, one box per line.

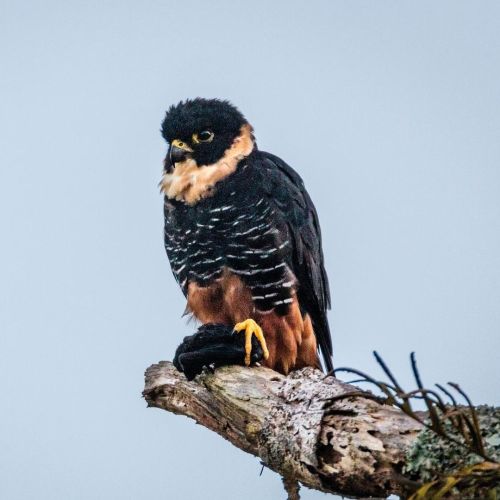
xmin=143 ymin=362 xmax=499 ymax=498
xmin=144 ymin=362 xmax=421 ymax=497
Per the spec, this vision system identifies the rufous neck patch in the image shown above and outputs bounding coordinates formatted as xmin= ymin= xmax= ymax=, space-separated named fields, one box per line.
xmin=160 ymin=124 xmax=254 ymax=205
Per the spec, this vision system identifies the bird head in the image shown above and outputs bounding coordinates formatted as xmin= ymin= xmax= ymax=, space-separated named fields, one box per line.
xmin=161 ymin=98 xmax=253 ymax=170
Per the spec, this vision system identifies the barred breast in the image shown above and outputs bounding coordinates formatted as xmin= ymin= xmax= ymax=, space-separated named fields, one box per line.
xmin=164 ymin=164 xmax=296 ymax=315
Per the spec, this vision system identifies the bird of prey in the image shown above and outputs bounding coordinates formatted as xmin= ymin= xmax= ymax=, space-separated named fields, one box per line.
xmin=160 ymin=98 xmax=333 ymax=375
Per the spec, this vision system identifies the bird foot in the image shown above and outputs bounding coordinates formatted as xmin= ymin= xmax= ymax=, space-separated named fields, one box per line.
xmin=233 ymin=319 xmax=270 ymax=366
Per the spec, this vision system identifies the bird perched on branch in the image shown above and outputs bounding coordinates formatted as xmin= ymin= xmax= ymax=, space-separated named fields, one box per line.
xmin=160 ymin=98 xmax=333 ymax=375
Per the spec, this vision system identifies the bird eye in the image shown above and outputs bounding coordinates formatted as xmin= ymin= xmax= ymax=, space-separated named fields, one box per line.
xmin=192 ymin=130 xmax=214 ymax=144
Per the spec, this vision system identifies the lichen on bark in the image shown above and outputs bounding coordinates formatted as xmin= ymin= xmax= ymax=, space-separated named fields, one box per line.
xmin=404 ymin=405 xmax=500 ymax=482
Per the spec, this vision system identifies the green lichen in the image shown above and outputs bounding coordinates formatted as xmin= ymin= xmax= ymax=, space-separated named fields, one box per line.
xmin=404 ymin=405 xmax=500 ymax=482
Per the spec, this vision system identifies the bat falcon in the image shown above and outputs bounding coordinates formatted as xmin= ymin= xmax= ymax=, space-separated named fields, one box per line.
xmin=160 ymin=98 xmax=333 ymax=375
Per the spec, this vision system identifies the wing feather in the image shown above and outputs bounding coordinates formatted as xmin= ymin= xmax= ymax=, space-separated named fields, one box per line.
xmin=256 ymin=151 xmax=333 ymax=371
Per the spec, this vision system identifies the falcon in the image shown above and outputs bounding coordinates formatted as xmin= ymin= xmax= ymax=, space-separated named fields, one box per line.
xmin=161 ymin=98 xmax=333 ymax=375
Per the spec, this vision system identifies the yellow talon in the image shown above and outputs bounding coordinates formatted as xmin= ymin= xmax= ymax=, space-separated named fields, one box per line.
xmin=233 ymin=319 xmax=270 ymax=366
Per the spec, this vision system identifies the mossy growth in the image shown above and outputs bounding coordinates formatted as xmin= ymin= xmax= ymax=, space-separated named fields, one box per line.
xmin=404 ymin=405 xmax=499 ymax=498
xmin=404 ymin=405 xmax=499 ymax=480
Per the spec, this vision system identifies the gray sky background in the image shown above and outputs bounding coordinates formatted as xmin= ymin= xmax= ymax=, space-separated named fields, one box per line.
xmin=1 ymin=1 xmax=499 ymax=499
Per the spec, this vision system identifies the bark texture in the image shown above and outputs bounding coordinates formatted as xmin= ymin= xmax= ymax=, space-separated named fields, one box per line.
xmin=144 ymin=362 xmax=426 ymax=498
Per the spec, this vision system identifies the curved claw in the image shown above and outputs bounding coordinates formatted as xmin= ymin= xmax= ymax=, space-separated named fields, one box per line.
xmin=233 ymin=319 xmax=270 ymax=366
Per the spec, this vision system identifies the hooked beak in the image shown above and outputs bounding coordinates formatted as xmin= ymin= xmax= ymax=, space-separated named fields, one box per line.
xmin=169 ymin=139 xmax=193 ymax=164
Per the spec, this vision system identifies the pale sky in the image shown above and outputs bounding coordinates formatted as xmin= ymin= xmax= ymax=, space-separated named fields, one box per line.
xmin=1 ymin=1 xmax=499 ymax=499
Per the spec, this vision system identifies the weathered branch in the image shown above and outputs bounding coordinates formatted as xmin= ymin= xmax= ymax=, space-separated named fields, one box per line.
xmin=143 ymin=361 xmax=499 ymax=499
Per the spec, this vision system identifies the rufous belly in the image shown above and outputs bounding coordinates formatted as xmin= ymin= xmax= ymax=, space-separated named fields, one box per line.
xmin=186 ymin=269 xmax=320 ymax=374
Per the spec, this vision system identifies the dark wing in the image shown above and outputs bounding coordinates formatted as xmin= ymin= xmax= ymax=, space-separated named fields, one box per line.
xmin=257 ymin=151 xmax=333 ymax=371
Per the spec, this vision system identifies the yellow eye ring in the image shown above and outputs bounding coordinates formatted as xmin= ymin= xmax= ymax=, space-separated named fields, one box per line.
xmin=192 ymin=130 xmax=214 ymax=144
